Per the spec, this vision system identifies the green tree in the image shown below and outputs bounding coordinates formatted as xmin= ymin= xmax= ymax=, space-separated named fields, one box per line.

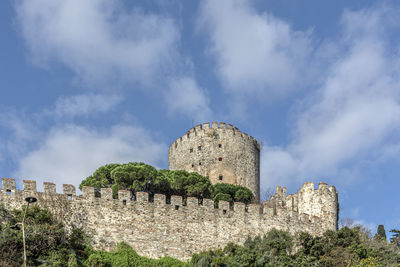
xmin=79 ymin=163 xmax=121 ymax=190
xmin=234 ymin=188 xmax=253 ymax=203
xmin=0 ymin=205 xmax=92 ymax=266
xmin=87 ymin=242 xmax=186 ymax=266
xmin=213 ymin=192 xmax=232 ymax=207
xmin=375 ymin=225 xmax=387 ymax=240
xmin=390 ymin=229 xmax=400 ymax=248
xmin=160 ymin=169 xmax=213 ymax=199
xmin=190 ymin=226 xmax=400 ymax=266
xmin=80 ymin=162 xmax=161 ymax=197
xmin=80 ymin=162 xmax=219 ymax=200
xmin=111 ymin=162 xmax=158 ymax=193
xmin=191 ymin=229 xmax=295 ymax=266
xmin=211 ymin=183 xmax=254 ymax=205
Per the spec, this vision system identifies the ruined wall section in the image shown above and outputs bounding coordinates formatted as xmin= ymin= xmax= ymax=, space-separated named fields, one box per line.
xmin=266 ymin=182 xmax=338 ymax=232
xmin=0 ymin=178 xmax=337 ymax=261
xmin=168 ymin=122 xmax=260 ymax=201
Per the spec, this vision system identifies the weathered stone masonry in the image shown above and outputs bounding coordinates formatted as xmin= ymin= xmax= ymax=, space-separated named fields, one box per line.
xmin=0 ymin=178 xmax=337 ymax=261
xmin=169 ymin=122 xmax=261 ymax=201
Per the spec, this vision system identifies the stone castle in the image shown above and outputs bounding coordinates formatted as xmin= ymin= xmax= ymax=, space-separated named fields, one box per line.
xmin=0 ymin=122 xmax=338 ymax=260
xmin=169 ymin=122 xmax=260 ymax=201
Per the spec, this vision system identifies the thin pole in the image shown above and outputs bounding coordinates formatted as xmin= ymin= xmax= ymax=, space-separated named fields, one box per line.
xmin=22 ymin=203 xmax=29 ymax=267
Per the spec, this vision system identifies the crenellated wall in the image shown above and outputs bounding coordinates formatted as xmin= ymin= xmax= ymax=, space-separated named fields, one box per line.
xmin=267 ymin=182 xmax=338 ymax=231
xmin=0 ymin=178 xmax=337 ymax=260
xmin=168 ymin=122 xmax=261 ymax=201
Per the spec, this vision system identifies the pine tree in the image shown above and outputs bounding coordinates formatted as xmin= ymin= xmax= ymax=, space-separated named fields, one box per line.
xmin=390 ymin=229 xmax=400 ymax=248
xmin=375 ymin=224 xmax=387 ymax=240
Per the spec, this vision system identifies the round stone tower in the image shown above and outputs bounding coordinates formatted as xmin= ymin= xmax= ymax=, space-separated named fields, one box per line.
xmin=168 ymin=122 xmax=260 ymax=201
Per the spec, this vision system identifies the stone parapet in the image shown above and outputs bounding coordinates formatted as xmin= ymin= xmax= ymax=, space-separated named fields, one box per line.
xmin=0 ymin=178 xmax=337 ymax=260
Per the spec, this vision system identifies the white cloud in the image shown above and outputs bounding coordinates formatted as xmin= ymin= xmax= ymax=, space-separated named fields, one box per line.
xmin=53 ymin=94 xmax=122 ymax=118
xmin=260 ymin=146 xmax=299 ymax=188
xmin=199 ymin=0 xmax=312 ymax=98
xmin=15 ymin=124 xmax=166 ymax=191
xmin=0 ymin=92 xmax=123 ymax=165
xmin=0 ymin=101 xmax=166 ymax=191
xmin=165 ymin=77 xmax=212 ymax=121
xmin=16 ymin=0 xmax=179 ymax=87
xmin=15 ymin=0 xmax=213 ymax=120
xmin=260 ymin=6 xmax=400 ymax=189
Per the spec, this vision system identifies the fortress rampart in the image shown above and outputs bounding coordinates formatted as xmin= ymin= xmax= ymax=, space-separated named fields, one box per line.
xmin=0 ymin=178 xmax=337 ymax=260
xmin=169 ymin=122 xmax=261 ymax=201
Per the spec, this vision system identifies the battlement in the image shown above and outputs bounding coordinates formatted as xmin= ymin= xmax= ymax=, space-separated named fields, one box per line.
xmin=0 ymin=178 xmax=337 ymax=260
xmin=266 ymin=182 xmax=337 ymax=220
xmin=169 ymin=122 xmax=260 ymax=151
xmin=1 ymin=178 xmax=333 ymax=219
xmin=168 ymin=122 xmax=261 ymax=201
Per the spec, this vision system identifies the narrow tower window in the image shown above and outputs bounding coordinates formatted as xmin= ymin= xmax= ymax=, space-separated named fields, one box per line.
xmin=198 ymin=146 xmax=201 ymax=150
xmin=191 ymin=163 xmax=194 ymax=167
xmin=218 ymin=144 xmax=222 ymax=148
xmin=199 ymin=162 xmax=202 ymax=166
xmin=190 ymin=148 xmax=193 ymax=153
xmin=219 ymin=175 xmax=223 ymax=181
xmin=218 ymin=157 xmax=222 ymax=161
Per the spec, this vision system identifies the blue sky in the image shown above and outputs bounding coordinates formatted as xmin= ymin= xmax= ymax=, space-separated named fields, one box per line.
xmin=1 ymin=0 xmax=399 ymax=234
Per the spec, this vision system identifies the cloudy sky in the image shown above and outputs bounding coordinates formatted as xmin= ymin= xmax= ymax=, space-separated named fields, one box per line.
xmin=1 ymin=0 xmax=400 ymax=233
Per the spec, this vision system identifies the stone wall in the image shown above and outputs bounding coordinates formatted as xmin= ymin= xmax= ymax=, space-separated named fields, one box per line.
xmin=0 ymin=178 xmax=337 ymax=261
xmin=169 ymin=122 xmax=261 ymax=201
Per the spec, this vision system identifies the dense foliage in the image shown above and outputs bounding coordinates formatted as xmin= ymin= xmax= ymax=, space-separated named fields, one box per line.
xmin=0 ymin=205 xmax=92 ymax=266
xmin=1 ymin=205 xmax=399 ymax=266
xmin=87 ymin=242 xmax=186 ymax=267
xmin=191 ymin=227 xmax=400 ymax=267
xmin=79 ymin=162 xmax=254 ymax=205
xmin=211 ymin=183 xmax=254 ymax=206
xmin=390 ymin=229 xmax=400 ymax=248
